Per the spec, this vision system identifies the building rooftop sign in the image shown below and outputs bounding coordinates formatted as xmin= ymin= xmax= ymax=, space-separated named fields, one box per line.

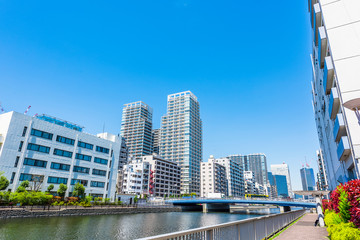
xmin=36 ymin=114 xmax=84 ymax=132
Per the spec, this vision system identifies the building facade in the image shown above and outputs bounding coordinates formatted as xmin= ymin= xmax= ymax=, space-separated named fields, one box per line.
xmin=200 ymin=159 xmax=227 ymax=197
xmin=120 ymin=159 xmax=150 ymax=195
xmin=211 ymin=156 xmax=244 ymax=197
xmin=143 ymin=154 xmax=181 ymax=197
xmin=300 ymin=166 xmax=316 ymax=191
xmin=151 ymin=129 xmax=160 ymax=155
xmin=267 ymin=172 xmax=278 ymax=198
xmin=121 ymin=101 xmax=153 ymax=160
xmin=0 ymin=111 xmax=120 ymax=200
xmin=160 ymin=91 xmax=202 ymax=194
xmin=316 ymin=149 xmax=328 ymax=190
xmin=307 ymin=0 xmax=360 ymax=190
xmin=273 ymin=174 xmax=289 ymax=198
xmin=270 ymin=163 xmax=292 ymax=197
xmin=243 ymin=171 xmax=256 ymax=195
xmin=228 ymin=153 xmax=268 ymax=187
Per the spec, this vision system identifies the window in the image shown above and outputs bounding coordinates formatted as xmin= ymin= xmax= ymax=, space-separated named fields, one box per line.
xmin=19 ymin=173 xmax=44 ymax=182
xmin=53 ymin=148 xmax=73 ymax=158
xmin=92 ymin=169 xmax=106 ymax=176
xmin=27 ymin=143 xmax=50 ymax=153
xmin=73 ymin=166 xmax=90 ymax=174
xmin=18 ymin=141 xmax=24 ymax=152
xmin=51 ymin=162 xmax=70 ymax=171
xmin=94 ymin=157 xmax=108 ymax=165
xmin=14 ymin=156 xmax=20 ymax=167
xmin=96 ymin=146 xmax=109 ymax=154
xmin=71 ymin=179 xmax=88 ymax=186
xmin=78 ymin=141 xmax=93 ymax=150
xmin=22 ymin=127 xmax=28 ymax=137
xmin=48 ymin=176 xmax=68 ymax=184
xmin=91 ymin=181 xmax=105 ymax=188
xmin=75 ymin=153 xmax=92 ymax=161
xmin=23 ymin=158 xmax=47 ymax=168
xmin=56 ymin=136 xmax=75 ymax=145
xmin=10 ymin=172 xmax=16 ymax=184
xmin=31 ymin=129 xmax=53 ymax=140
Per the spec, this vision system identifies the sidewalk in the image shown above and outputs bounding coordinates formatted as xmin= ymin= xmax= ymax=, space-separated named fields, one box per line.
xmin=275 ymin=213 xmax=328 ymax=240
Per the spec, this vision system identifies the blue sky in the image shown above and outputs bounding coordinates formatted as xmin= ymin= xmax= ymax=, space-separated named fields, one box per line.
xmin=0 ymin=0 xmax=318 ymax=190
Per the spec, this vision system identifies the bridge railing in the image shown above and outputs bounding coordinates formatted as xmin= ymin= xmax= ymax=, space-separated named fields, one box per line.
xmin=137 ymin=209 xmax=306 ymax=240
xmin=166 ymin=197 xmax=316 ymax=203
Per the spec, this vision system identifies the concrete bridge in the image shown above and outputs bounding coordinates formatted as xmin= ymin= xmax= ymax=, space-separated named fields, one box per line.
xmin=165 ymin=199 xmax=317 ymax=213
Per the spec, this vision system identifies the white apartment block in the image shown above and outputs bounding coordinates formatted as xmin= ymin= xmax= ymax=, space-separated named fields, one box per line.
xmin=120 ymin=159 xmax=150 ymax=195
xmin=0 ymin=112 xmax=121 ymax=200
xmin=270 ymin=164 xmax=293 ymax=197
xmin=160 ymin=91 xmax=202 ymax=194
xmin=200 ymin=159 xmax=227 ymax=198
xmin=243 ymin=171 xmax=256 ymax=195
xmin=308 ymin=0 xmax=360 ymax=190
xmin=210 ymin=156 xmax=245 ymax=197
xmin=121 ymin=101 xmax=153 ymax=160
xmin=142 ymin=154 xmax=181 ymax=197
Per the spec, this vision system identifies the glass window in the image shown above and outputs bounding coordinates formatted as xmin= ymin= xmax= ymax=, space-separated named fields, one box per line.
xmin=18 ymin=141 xmax=24 ymax=152
xmin=53 ymin=148 xmax=73 ymax=158
xmin=23 ymin=158 xmax=47 ymax=168
xmin=48 ymin=176 xmax=68 ymax=184
xmin=71 ymin=179 xmax=88 ymax=186
xmin=10 ymin=172 xmax=16 ymax=184
xmin=73 ymin=166 xmax=90 ymax=174
xmin=56 ymin=136 xmax=75 ymax=145
xmin=27 ymin=143 xmax=50 ymax=154
xmin=96 ymin=146 xmax=109 ymax=154
xmin=78 ymin=141 xmax=93 ymax=150
xmin=14 ymin=156 xmax=20 ymax=167
xmin=22 ymin=127 xmax=28 ymax=137
xmin=94 ymin=157 xmax=108 ymax=165
xmin=75 ymin=153 xmax=92 ymax=161
xmin=90 ymin=181 xmax=105 ymax=188
xmin=50 ymin=162 xmax=70 ymax=171
xmin=31 ymin=129 xmax=53 ymax=140
xmin=19 ymin=173 xmax=44 ymax=182
xmin=92 ymin=169 xmax=106 ymax=176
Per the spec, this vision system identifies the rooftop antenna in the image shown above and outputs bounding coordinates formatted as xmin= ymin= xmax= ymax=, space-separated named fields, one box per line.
xmin=33 ymin=113 xmax=38 ymax=117
xmin=305 ymin=156 xmax=310 ymax=167
xmin=24 ymin=105 xmax=31 ymax=115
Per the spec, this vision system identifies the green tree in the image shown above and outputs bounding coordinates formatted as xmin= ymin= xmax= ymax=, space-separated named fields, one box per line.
xmin=20 ymin=180 xmax=29 ymax=188
xmin=57 ymin=183 xmax=67 ymax=199
xmin=72 ymin=183 xmax=85 ymax=198
xmin=0 ymin=172 xmax=9 ymax=190
xmin=47 ymin=184 xmax=54 ymax=192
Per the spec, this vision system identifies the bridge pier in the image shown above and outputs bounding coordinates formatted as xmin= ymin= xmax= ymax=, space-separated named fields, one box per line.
xmin=279 ymin=206 xmax=291 ymax=213
xmin=202 ymin=203 xmax=230 ymax=213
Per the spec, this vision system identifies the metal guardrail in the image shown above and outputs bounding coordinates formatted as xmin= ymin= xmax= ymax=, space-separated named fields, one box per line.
xmin=137 ymin=209 xmax=306 ymax=240
xmin=166 ymin=197 xmax=316 ymax=203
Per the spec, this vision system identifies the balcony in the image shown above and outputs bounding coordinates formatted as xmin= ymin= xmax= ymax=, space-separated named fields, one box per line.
xmin=333 ymin=114 xmax=346 ymax=142
xmin=329 ymin=88 xmax=340 ymax=120
xmin=323 ymin=56 xmax=334 ymax=95
xmin=318 ymin=26 xmax=327 ymax=69
xmin=337 ymin=136 xmax=351 ymax=161
xmin=313 ymin=3 xmax=321 ymax=46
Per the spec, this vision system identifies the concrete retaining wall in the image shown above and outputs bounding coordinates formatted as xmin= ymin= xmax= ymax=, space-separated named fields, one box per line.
xmin=0 ymin=206 xmax=181 ymax=219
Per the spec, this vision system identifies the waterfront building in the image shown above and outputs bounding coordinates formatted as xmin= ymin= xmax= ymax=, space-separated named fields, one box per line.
xmin=228 ymin=153 xmax=268 ymax=187
xmin=151 ymin=129 xmax=160 ymax=155
xmin=300 ymin=166 xmax=316 ymax=191
xmin=120 ymin=159 xmax=150 ymax=195
xmin=121 ymin=101 xmax=153 ymax=160
xmin=270 ymin=163 xmax=293 ymax=197
xmin=142 ymin=154 xmax=181 ymax=197
xmin=316 ymin=149 xmax=328 ymax=190
xmin=243 ymin=171 xmax=256 ymax=194
xmin=254 ymin=182 xmax=266 ymax=195
xmin=160 ymin=91 xmax=202 ymax=194
xmin=118 ymin=136 xmax=129 ymax=170
xmin=267 ymin=172 xmax=278 ymax=198
xmin=0 ymin=111 xmax=121 ymax=200
xmin=273 ymin=175 xmax=289 ymax=198
xmin=200 ymin=159 xmax=227 ymax=197
xmin=210 ymin=156 xmax=244 ymax=197
xmin=307 ymin=0 xmax=360 ymax=190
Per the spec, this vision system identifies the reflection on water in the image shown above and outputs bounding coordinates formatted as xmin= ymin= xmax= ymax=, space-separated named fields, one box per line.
xmin=0 ymin=212 xmax=261 ymax=240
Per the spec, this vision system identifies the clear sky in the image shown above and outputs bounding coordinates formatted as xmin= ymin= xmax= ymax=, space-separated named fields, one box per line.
xmin=0 ymin=0 xmax=319 ymax=190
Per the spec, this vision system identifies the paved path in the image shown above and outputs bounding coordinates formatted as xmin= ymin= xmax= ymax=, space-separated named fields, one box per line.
xmin=276 ymin=213 xmax=328 ymax=240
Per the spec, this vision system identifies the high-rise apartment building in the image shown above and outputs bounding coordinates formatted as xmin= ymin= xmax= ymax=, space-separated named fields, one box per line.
xmin=228 ymin=154 xmax=268 ymax=187
xmin=160 ymin=91 xmax=202 ymax=194
xmin=273 ymin=175 xmax=289 ymax=198
xmin=307 ymin=0 xmax=360 ymax=190
xmin=121 ymin=101 xmax=153 ymax=160
xmin=270 ymin=163 xmax=292 ymax=197
xmin=200 ymin=159 xmax=227 ymax=197
xmin=0 ymin=111 xmax=121 ymax=200
xmin=300 ymin=166 xmax=316 ymax=191
xmin=151 ymin=129 xmax=160 ymax=155
xmin=316 ymin=149 xmax=328 ymax=190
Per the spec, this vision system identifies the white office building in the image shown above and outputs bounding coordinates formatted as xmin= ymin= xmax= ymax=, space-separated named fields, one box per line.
xmin=160 ymin=91 xmax=202 ymax=194
xmin=0 ymin=111 xmax=121 ymax=200
xmin=270 ymin=163 xmax=292 ymax=197
xmin=121 ymin=101 xmax=153 ymax=160
xmin=243 ymin=171 xmax=256 ymax=195
xmin=143 ymin=154 xmax=181 ymax=197
xmin=200 ymin=159 xmax=227 ymax=198
xmin=308 ymin=0 xmax=360 ymax=190
xmin=120 ymin=159 xmax=150 ymax=195
xmin=210 ymin=156 xmax=244 ymax=197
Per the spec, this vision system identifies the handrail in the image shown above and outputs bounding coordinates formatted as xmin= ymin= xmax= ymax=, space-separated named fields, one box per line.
xmin=137 ymin=209 xmax=306 ymax=240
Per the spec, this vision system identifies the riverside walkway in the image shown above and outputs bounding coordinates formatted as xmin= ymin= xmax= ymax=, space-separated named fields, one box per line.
xmin=275 ymin=213 xmax=328 ymax=239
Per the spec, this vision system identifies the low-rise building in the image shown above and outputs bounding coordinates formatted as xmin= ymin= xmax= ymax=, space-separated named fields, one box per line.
xmin=0 ymin=111 xmax=121 ymax=200
xmin=200 ymin=159 xmax=227 ymax=198
xmin=120 ymin=159 xmax=150 ymax=195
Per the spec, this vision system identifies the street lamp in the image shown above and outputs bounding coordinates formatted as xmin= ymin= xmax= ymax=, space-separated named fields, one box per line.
xmin=343 ymin=98 xmax=360 ymax=125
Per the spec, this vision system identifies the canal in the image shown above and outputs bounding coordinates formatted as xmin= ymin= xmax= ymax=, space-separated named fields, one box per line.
xmin=0 ymin=212 xmax=263 ymax=239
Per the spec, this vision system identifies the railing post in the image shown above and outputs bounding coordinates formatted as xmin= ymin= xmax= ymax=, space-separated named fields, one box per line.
xmin=206 ymin=229 xmax=213 ymax=240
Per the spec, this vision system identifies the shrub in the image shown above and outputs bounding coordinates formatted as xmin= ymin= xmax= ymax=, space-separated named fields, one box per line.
xmin=72 ymin=183 xmax=85 ymax=199
xmin=338 ymin=188 xmax=351 ymax=223
xmin=0 ymin=174 xmax=9 ymax=190
xmin=328 ymin=222 xmax=360 ymax=240
xmin=57 ymin=184 xmax=67 ymax=198
xmin=324 ymin=210 xmax=343 ymax=227
xmin=47 ymin=184 xmax=54 ymax=192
